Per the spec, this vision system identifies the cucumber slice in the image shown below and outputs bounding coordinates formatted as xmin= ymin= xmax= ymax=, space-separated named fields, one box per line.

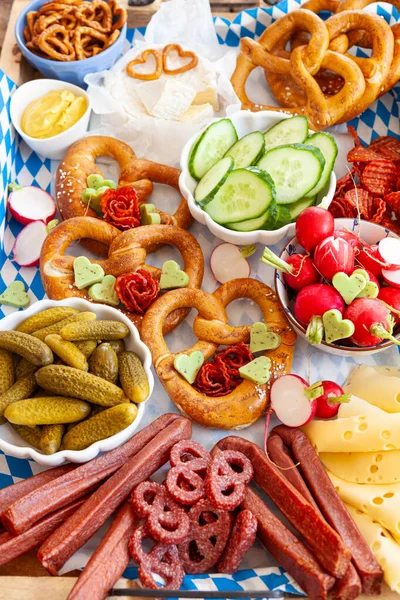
xmin=257 ymin=144 xmax=325 ymax=205
xmin=272 ymin=205 xmax=292 ymax=230
xmin=264 ymin=116 xmax=309 ymax=150
xmin=204 ymin=167 xmax=276 ymax=225
xmin=288 ymin=195 xmax=316 ymax=221
xmin=224 ymin=131 xmax=265 ymax=169
xmin=188 ymin=119 xmax=238 ymax=181
xmin=194 ymin=157 xmax=234 ymax=206
xmin=226 ymin=201 xmax=277 ymax=232
xmin=304 ymin=132 xmax=338 ymax=198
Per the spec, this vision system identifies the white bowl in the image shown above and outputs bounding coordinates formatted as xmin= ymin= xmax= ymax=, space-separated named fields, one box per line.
xmin=275 ymin=218 xmax=400 ymax=356
xmin=0 ymin=298 xmax=154 ymax=466
xmin=10 ymin=79 xmax=91 ymax=160
xmin=179 ymin=110 xmax=337 ymax=246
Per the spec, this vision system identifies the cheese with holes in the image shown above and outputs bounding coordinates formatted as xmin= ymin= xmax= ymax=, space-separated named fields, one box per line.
xmin=338 ymin=395 xmax=385 ymax=418
xmin=328 ymin=472 xmax=400 ymax=538
xmin=320 ymin=450 xmax=400 ymax=484
xmin=302 ymin=411 xmax=400 ymax=453
xmin=345 ymin=504 xmax=400 ymax=594
xmin=344 ymin=366 xmax=400 ymax=413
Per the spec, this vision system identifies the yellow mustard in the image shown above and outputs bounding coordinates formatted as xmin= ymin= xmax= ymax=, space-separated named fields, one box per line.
xmin=21 ymin=90 xmax=88 ymax=139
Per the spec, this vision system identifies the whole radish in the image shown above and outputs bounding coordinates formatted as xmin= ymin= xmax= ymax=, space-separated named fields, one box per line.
xmin=315 ymin=381 xmax=350 ymax=418
xmin=344 ymin=298 xmax=400 ymax=347
xmin=358 ymin=245 xmax=383 ymax=279
xmin=270 ymin=375 xmax=323 ymax=427
xmin=282 ymin=255 xmax=320 ymax=291
xmin=334 ymin=230 xmax=361 ymax=254
xmin=294 ymin=283 xmax=345 ymax=325
xmin=378 ymin=287 xmax=400 ymax=324
xmin=313 ymin=236 xmax=354 ymax=280
xmin=295 ymin=207 xmax=334 ymax=252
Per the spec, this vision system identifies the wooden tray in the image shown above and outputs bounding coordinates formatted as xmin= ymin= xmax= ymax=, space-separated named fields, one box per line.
xmin=0 ymin=0 xmax=264 ymax=85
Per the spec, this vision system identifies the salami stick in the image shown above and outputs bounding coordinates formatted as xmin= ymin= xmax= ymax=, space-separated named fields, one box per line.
xmin=272 ymin=426 xmax=383 ymax=595
xmin=0 ymin=464 xmax=75 ymax=516
xmin=67 ymin=501 xmax=139 ymax=600
xmin=0 ymin=497 xmax=85 ymax=566
xmin=242 ymin=489 xmax=335 ymax=600
xmin=268 ymin=430 xmax=362 ymax=600
xmin=216 ymin=436 xmax=351 ymax=579
xmin=38 ymin=416 xmax=191 ymax=575
xmin=2 ymin=413 xmax=180 ymax=535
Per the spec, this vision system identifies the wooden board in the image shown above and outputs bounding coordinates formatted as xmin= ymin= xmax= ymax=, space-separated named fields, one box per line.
xmin=0 ymin=0 xmax=263 ymax=84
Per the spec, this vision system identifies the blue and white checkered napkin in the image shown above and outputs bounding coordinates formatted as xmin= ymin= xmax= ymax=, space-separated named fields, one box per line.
xmin=1 ymin=1 xmax=400 ymax=591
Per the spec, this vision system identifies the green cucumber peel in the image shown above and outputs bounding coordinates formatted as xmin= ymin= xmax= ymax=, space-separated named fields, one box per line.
xmin=306 ymin=316 xmax=324 ymax=345
xmin=260 ymin=247 xmax=294 ymax=274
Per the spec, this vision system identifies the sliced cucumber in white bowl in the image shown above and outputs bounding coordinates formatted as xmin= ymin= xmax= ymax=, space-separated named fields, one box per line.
xmin=188 ymin=118 xmax=238 ymax=181
xmin=224 ymin=131 xmax=265 ymax=168
xmin=264 ymin=115 xmax=308 ymax=149
xmin=303 ymin=132 xmax=338 ymax=198
xmin=194 ymin=157 xmax=234 ymax=206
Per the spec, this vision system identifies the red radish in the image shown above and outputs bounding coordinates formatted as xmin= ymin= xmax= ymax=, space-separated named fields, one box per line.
xmin=313 ymin=236 xmax=354 ymax=280
xmin=344 ymin=298 xmax=400 ymax=347
xmin=358 ymin=245 xmax=383 ymax=279
xmin=378 ymin=237 xmax=400 ymax=270
xmin=12 ymin=221 xmax=48 ymax=267
xmin=295 ymin=207 xmax=334 ymax=252
xmin=315 ymin=381 xmax=350 ymax=419
xmin=210 ymin=243 xmax=253 ymax=284
xmin=282 ymin=255 xmax=320 ymax=291
xmin=378 ymin=287 xmax=400 ymax=324
xmin=270 ymin=375 xmax=323 ymax=427
xmin=294 ymin=284 xmax=345 ymax=325
xmin=8 ymin=183 xmax=56 ymax=226
xmin=334 ymin=230 xmax=361 ymax=254
xmin=382 ymin=268 xmax=400 ymax=289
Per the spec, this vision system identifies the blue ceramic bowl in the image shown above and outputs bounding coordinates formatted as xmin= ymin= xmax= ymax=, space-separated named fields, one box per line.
xmin=15 ymin=0 xmax=127 ymax=88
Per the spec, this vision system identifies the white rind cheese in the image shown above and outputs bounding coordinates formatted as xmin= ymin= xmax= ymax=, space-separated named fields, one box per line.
xmin=320 ymin=450 xmax=400 ymax=484
xmin=346 ymin=504 xmax=400 ymax=594
xmin=328 ymin=472 xmax=400 ymax=538
xmin=148 ymin=80 xmax=196 ymax=121
xmin=344 ymin=365 xmax=400 ymax=413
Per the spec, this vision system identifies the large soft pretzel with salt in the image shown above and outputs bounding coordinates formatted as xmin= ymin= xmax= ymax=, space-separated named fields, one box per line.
xmin=56 ymin=136 xmax=192 ymax=257
xmin=141 ymin=279 xmax=296 ymax=430
xmin=40 ymin=217 xmax=204 ymax=333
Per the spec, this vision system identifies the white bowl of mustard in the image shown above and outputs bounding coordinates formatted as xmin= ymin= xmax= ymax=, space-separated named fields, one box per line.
xmin=10 ymin=79 xmax=91 ymax=160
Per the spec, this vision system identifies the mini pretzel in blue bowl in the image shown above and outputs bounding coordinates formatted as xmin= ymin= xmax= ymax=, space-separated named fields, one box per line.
xmin=15 ymin=0 xmax=127 ymax=87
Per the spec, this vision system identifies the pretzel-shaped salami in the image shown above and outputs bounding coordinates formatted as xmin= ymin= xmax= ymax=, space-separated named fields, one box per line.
xmin=56 ymin=136 xmax=192 ymax=257
xmin=141 ymin=279 xmax=296 ymax=430
xmin=40 ymin=218 xmax=204 ymax=334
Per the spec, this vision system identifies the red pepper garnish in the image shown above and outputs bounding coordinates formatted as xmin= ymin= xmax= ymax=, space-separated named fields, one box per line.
xmin=115 ymin=269 xmax=159 ymax=314
xmin=193 ymin=343 xmax=254 ymax=397
xmin=101 ymin=185 xmax=140 ymax=231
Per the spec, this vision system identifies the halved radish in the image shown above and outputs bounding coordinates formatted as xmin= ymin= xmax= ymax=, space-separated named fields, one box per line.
xmin=382 ymin=268 xmax=400 ymax=289
xmin=378 ymin=237 xmax=400 ymax=270
xmin=8 ymin=183 xmax=56 ymax=226
xmin=210 ymin=243 xmax=253 ymax=284
xmin=12 ymin=221 xmax=48 ymax=267
xmin=270 ymin=374 xmax=322 ymax=427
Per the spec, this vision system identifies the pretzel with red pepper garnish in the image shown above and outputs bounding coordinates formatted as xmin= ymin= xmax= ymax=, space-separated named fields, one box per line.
xmin=141 ymin=279 xmax=296 ymax=429
xmin=40 ymin=218 xmax=204 ymax=333
xmin=56 ymin=136 xmax=192 ymax=257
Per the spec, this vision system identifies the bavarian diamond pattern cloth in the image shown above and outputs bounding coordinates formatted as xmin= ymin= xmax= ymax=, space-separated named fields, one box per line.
xmin=1 ymin=0 xmax=400 ymax=593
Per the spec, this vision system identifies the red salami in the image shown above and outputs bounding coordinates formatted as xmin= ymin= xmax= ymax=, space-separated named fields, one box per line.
xmin=115 ymin=269 xmax=159 ymax=314
xmin=360 ymin=160 xmax=397 ymax=197
xmin=167 ymin=441 xmax=211 ymax=506
xmin=131 ymin=481 xmax=165 ymax=519
xmin=100 ymin=186 xmax=140 ymax=230
xmin=139 ymin=543 xmax=184 ymax=590
xmin=147 ymin=491 xmax=190 ymax=545
xmin=217 ymin=509 xmax=257 ymax=574
xmin=128 ymin=524 xmax=152 ymax=564
xmin=206 ymin=450 xmax=253 ymax=511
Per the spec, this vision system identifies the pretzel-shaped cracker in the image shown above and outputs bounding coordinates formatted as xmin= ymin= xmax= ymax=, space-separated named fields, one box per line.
xmin=141 ymin=279 xmax=296 ymax=430
xmin=162 ymin=44 xmax=198 ymax=75
xmin=56 ymin=136 xmax=192 ymax=257
xmin=40 ymin=218 xmax=204 ymax=334
xmin=37 ymin=23 xmax=76 ymax=61
xmin=126 ymin=49 xmax=163 ymax=81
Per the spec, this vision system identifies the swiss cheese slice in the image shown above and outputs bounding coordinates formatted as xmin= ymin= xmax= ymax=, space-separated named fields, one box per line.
xmin=338 ymin=395 xmax=386 ymax=419
xmin=302 ymin=412 xmax=400 ymax=453
xmin=328 ymin=472 xmax=400 ymax=539
xmin=320 ymin=450 xmax=400 ymax=484
xmin=345 ymin=504 xmax=400 ymax=594
xmin=344 ymin=365 xmax=400 ymax=413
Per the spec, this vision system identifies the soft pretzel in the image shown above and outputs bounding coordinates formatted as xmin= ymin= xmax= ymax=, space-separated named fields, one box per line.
xmin=56 ymin=136 xmax=192 ymax=257
xmin=141 ymin=279 xmax=296 ymax=430
xmin=40 ymin=218 xmax=204 ymax=334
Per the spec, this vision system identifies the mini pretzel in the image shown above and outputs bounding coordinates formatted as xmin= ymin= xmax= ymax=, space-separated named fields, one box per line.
xmin=162 ymin=44 xmax=198 ymax=75
xmin=40 ymin=218 xmax=204 ymax=334
xmin=126 ymin=49 xmax=163 ymax=81
xmin=73 ymin=26 xmax=107 ymax=60
xmin=56 ymin=136 xmax=192 ymax=257
xmin=141 ymin=279 xmax=296 ymax=430
xmin=76 ymin=0 xmax=112 ymax=33
xmin=37 ymin=24 xmax=76 ymax=61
